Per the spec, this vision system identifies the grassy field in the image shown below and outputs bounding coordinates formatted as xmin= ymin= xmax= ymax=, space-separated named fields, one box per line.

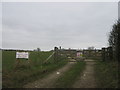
xmin=55 ymin=61 xmax=86 ymax=88
xmin=95 ymin=61 xmax=118 ymax=88
xmin=0 ymin=50 xmax=1 ymax=72
xmin=0 ymin=50 xmax=1 ymax=89
xmin=2 ymin=51 xmax=54 ymax=71
xmin=2 ymin=50 xmax=68 ymax=88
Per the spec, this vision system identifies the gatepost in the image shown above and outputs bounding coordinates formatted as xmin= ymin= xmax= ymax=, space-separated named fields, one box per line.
xmin=108 ymin=47 xmax=113 ymax=61
xmin=54 ymin=47 xmax=58 ymax=63
xmin=102 ymin=48 xmax=105 ymax=61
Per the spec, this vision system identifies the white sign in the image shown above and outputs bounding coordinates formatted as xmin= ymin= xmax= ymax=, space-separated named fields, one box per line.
xmin=16 ymin=52 xmax=29 ymax=59
xmin=77 ymin=52 xmax=83 ymax=57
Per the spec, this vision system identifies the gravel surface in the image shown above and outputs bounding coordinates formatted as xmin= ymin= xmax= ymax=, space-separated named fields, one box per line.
xmin=72 ymin=59 xmax=96 ymax=88
xmin=24 ymin=62 xmax=76 ymax=88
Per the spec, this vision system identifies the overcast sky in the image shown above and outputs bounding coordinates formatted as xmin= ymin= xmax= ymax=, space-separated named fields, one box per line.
xmin=2 ymin=2 xmax=118 ymax=50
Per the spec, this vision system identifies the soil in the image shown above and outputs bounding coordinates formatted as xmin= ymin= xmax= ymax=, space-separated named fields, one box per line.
xmin=72 ymin=59 xmax=96 ymax=88
xmin=24 ymin=59 xmax=97 ymax=88
xmin=24 ymin=61 xmax=76 ymax=88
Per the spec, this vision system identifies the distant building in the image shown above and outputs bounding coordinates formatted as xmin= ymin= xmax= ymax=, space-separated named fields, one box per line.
xmin=34 ymin=48 xmax=41 ymax=52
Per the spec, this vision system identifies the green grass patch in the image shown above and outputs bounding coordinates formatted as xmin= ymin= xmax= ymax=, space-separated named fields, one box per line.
xmin=2 ymin=50 xmax=68 ymax=88
xmin=55 ymin=61 xmax=86 ymax=88
xmin=2 ymin=51 xmax=53 ymax=71
xmin=0 ymin=50 xmax=1 ymax=90
xmin=95 ymin=61 xmax=118 ymax=88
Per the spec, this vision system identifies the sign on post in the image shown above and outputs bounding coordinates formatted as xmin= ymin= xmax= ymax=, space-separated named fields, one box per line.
xmin=77 ymin=52 xmax=83 ymax=57
xmin=16 ymin=52 xmax=29 ymax=59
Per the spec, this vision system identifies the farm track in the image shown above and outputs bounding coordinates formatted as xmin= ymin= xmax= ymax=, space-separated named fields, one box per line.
xmin=24 ymin=61 xmax=76 ymax=88
xmin=72 ymin=59 xmax=96 ymax=88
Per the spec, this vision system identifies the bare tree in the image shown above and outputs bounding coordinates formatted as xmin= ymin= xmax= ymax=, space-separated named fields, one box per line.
xmin=108 ymin=19 xmax=120 ymax=61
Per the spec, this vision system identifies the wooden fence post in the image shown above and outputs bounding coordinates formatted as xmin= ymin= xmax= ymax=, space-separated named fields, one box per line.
xmin=102 ymin=47 xmax=113 ymax=61
xmin=102 ymin=48 xmax=106 ymax=61
xmin=54 ymin=47 xmax=58 ymax=63
xmin=82 ymin=50 xmax=85 ymax=57
xmin=106 ymin=48 xmax=109 ymax=61
xmin=108 ymin=47 xmax=113 ymax=61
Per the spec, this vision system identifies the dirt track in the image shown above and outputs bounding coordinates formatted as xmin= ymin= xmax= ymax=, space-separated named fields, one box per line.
xmin=24 ymin=61 xmax=76 ymax=88
xmin=24 ymin=59 xmax=96 ymax=88
xmin=72 ymin=60 xmax=96 ymax=88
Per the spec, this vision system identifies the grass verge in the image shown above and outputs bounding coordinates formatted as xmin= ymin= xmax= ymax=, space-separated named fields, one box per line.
xmin=2 ymin=50 xmax=68 ymax=88
xmin=3 ymin=60 xmax=68 ymax=88
xmin=55 ymin=61 xmax=86 ymax=88
xmin=95 ymin=61 xmax=118 ymax=88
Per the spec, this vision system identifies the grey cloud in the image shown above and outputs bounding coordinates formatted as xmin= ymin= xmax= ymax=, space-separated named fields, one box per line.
xmin=2 ymin=2 xmax=118 ymax=50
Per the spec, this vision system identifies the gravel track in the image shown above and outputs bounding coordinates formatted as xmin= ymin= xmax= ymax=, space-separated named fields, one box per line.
xmin=24 ymin=61 xmax=76 ymax=88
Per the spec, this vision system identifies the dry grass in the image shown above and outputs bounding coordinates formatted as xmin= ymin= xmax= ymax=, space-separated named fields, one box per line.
xmin=95 ymin=61 xmax=118 ymax=88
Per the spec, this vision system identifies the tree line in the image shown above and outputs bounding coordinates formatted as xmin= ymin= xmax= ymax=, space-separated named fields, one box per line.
xmin=108 ymin=19 xmax=120 ymax=62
